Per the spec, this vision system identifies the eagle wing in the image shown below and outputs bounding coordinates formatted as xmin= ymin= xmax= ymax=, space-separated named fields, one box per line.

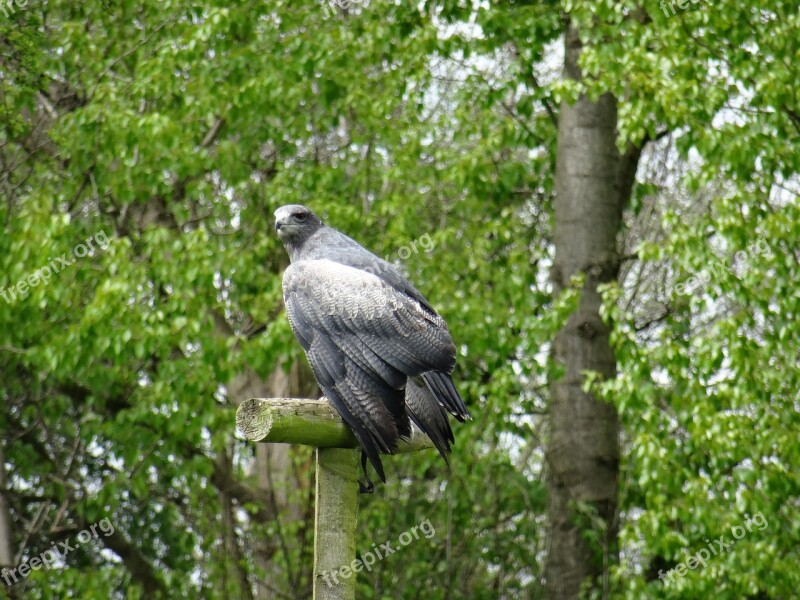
xmin=283 ymin=259 xmax=465 ymax=481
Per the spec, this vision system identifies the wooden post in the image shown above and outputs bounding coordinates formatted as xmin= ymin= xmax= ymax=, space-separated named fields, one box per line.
xmin=236 ymin=398 xmax=433 ymax=599
xmin=313 ymin=448 xmax=359 ymax=599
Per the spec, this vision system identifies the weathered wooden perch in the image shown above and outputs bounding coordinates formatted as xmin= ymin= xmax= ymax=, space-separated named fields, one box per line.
xmin=236 ymin=397 xmax=435 ymax=451
xmin=236 ymin=397 xmax=434 ymax=600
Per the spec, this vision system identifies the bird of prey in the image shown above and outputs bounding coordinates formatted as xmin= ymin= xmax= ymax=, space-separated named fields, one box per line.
xmin=274 ymin=204 xmax=470 ymax=491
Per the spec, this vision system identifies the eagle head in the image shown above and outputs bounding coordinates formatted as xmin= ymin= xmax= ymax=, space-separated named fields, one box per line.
xmin=274 ymin=204 xmax=324 ymax=247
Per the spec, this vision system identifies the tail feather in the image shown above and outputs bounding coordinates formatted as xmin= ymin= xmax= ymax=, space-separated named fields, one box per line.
xmin=422 ymin=371 xmax=470 ymax=422
xmin=406 ymin=376 xmax=453 ymax=464
xmin=319 ymin=370 xmax=467 ymax=487
xmin=322 ymin=385 xmax=388 ymax=483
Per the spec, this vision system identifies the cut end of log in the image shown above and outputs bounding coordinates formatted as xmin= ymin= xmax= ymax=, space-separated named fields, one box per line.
xmin=236 ymin=398 xmax=275 ymax=442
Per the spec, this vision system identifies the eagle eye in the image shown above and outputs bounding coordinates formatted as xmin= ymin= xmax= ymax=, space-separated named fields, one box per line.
xmin=295 ymin=212 xmax=308 ymax=222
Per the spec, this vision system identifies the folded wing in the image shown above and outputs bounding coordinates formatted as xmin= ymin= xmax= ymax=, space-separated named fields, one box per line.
xmin=283 ymin=259 xmax=468 ymax=480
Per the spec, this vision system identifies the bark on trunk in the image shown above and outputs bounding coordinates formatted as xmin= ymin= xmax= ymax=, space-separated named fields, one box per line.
xmin=545 ymin=23 xmax=626 ymax=599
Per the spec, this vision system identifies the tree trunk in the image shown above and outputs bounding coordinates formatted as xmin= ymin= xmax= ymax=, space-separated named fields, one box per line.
xmin=229 ymin=361 xmax=317 ymax=599
xmin=545 ymin=23 xmax=626 ymax=599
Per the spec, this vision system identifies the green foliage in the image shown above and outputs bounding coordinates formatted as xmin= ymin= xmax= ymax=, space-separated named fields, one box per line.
xmin=1 ymin=0 xmax=796 ymax=598
xmin=602 ymin=199 xmax=800 ymax=599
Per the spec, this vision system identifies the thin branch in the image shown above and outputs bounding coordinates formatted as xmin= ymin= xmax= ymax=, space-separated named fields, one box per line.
xmin=201 ymin=117 xmax=225 ymax=148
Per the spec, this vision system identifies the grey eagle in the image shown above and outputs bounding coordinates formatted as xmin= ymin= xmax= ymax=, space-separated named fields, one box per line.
xmin=274 ymin=204 xmax=470 ymax=491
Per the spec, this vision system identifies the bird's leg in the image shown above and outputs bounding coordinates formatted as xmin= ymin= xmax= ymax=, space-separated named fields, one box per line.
xmin=358 ymin=451 xmax=374 ymax=494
